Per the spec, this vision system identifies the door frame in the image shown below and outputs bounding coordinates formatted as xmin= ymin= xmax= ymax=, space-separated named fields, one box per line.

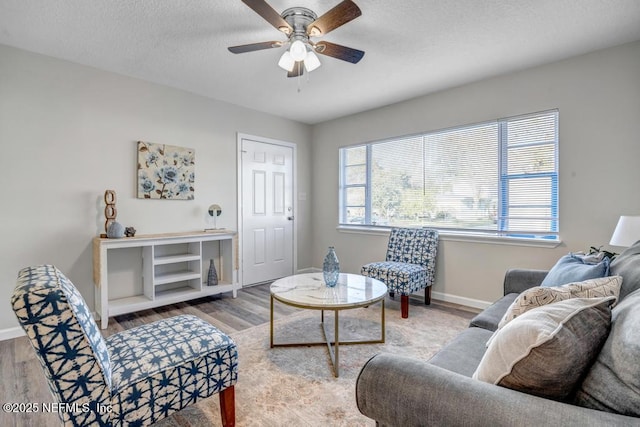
xmin=236 ymin=132 xmax=298 ymax=287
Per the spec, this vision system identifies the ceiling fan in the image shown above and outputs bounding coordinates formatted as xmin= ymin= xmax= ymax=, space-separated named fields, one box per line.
xmin=228 ymin=0 xmax=365 ymax=77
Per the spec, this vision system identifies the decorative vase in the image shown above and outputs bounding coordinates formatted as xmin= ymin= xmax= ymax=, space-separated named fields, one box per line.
xmin=106 ymin=221 xmax=125 ymax=239
xmin=323 ymin=246 xmax=340 ymax=288
xmin=207 ymin=259 xmax=218 ymax=286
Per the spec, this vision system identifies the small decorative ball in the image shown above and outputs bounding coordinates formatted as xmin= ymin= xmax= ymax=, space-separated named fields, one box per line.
xmin=106 ymin=221 xmax=125 ymax=239
xmin=125 ymin=226 xmax=137 ymax=237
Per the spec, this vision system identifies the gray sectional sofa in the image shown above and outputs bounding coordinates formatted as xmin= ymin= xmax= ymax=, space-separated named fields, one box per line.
xmin=356 ymin=243 xmax=640 ymax=426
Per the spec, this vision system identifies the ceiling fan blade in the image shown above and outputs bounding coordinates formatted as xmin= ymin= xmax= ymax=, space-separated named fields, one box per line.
xmin=241 ymin=0 xmax=293 ymax=35
xmin=228 ymin=41 xmax=282 ymax=54
xmin=307 ymin=0 xmax=362 ymax=37
xmin=287 ymin=62 xmax=304 ymax=78
xmin=314 ymin=41 xmax=364 ymax=64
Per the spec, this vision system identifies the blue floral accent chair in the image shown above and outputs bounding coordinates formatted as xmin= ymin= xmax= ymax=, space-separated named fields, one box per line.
xmin=361 ymin=228 xmax=439 ymax=318
xmin=11 ymin=265 xmax=238 ymax=426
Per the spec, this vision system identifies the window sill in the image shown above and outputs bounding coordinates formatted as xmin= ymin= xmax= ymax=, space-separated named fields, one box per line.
xmin=337 ymin=225 xmax=562 ymax=248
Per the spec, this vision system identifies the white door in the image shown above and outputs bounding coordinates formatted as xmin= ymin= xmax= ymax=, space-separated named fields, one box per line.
xmin=240 ymin=136 xmax=295 ymax=286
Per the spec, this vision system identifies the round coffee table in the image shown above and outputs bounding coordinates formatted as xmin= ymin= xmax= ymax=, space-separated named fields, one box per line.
xmin=270 ymin=272 xmax=387 ymax=377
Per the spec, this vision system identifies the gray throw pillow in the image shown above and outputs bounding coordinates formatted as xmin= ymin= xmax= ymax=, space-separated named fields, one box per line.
xmin=473 ymin=297 xmax=614 ymax=401
xmin=609 ymin=240 xmax=640 ymax=300
xmin=574 ymin=288 xmax=640 ymax=415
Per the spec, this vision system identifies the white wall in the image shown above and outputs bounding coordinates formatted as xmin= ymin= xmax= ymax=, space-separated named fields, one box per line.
xmin=0 ymin=44 xmax=312 ymax=333
xmin=3 ymin=40 xmax=640 ymax=333
xmin=311 ymin=41 xmax=640 ymax=307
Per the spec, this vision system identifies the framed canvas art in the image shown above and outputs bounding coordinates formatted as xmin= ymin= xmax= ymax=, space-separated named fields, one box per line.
xmin=137 ymin=141 xmax=195 ymax=199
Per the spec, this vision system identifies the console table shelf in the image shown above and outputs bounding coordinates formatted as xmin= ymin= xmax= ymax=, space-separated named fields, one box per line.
xmin=153 ymin=270 xmax=201 ymax=285
xmin=93 ymin=230 xmax=239 ymax=329
xmin=154 ymin=254 xmax=201 ymax=264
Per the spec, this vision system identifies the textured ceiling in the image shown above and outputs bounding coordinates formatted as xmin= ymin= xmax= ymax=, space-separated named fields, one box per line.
xmin=1 ymin=0 xmax=640 ymax=124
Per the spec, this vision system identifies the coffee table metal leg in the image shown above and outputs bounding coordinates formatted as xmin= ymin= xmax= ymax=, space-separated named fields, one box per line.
xmin=321 ymin=309 xmax=337 ymax=377
xmin=381 ymin=299 xmax=385 ymax=342
xmin=270 ymin=294 xmax=274 ymax=348
xmin=320 ymin=310 xmax=342 ymax=377
xmin=334 ymin=310 xmax=339 ymax=377
xmin=273 ymin=299 xmax=385 ymax=378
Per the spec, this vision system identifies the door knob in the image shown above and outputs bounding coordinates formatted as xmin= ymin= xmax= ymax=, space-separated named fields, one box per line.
xmin=287 ymin=216 xmax=295 ymax=220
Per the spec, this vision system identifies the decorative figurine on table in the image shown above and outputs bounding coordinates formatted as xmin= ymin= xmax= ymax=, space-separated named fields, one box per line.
xmin=102 ymin=190 xmax=120 ymax=238
xmin=205 ymin=204 xmax=223 ymax=231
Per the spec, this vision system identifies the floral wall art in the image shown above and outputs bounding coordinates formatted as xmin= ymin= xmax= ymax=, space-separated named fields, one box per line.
xmin=137 ymin=141 xmax=195 ymax=200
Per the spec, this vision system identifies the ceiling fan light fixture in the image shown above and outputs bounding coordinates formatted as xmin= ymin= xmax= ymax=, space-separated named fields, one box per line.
xmin=278 ymin=50 xmax=295 ymax=72
xmin=229 ymin=0 xmax=364 ymax=78
xmin=304 ymin=50 xmax=321 ymax=72
xmin=289 ymin=40 xmax=307 ymax=61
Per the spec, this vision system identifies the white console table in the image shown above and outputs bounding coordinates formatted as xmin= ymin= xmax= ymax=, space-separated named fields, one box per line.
xmin=93 ymin=230 xmax=239 ymax=329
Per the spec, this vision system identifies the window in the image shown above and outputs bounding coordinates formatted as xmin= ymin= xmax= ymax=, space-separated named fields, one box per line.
xmin=339 ymin=110 xmax=559 ymax=240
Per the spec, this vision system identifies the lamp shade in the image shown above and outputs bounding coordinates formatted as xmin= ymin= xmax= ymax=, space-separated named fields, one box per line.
xmin=610 ymin=215 xmax=640 ymax=247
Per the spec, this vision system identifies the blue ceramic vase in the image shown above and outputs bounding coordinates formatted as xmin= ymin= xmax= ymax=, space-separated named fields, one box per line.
xmin=323 ymin=246 xmax=340 ymax=287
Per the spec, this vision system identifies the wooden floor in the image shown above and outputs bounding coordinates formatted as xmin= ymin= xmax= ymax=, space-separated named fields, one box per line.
xmin=101 ymin=283 xmax=302 ymax=337
xmin=0 ymin=283 xmax=478 ymax=427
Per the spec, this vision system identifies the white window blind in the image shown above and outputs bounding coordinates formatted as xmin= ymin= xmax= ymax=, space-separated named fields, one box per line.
xmin=339 ymin=110 xmax=559 ymax=239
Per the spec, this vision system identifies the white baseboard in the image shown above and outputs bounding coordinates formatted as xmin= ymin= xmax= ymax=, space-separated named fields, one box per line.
xmin=0 ymin=326 xmax=25 ymax=341
xmin=431 ymin=291 xmax=492 ymax=310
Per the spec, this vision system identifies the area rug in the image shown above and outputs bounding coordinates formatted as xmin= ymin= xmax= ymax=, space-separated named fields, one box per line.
xmin=158 ymin=303 xmax=473 ymax=426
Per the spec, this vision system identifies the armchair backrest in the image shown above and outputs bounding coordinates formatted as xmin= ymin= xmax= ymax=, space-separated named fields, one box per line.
xmin=11 ymin=265 xmax=112 ymax=425
xmin=385 ymin=227 xmax=439 ymax=270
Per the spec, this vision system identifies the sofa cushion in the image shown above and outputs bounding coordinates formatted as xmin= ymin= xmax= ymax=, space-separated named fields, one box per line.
xmin=107 ymin=314 xmax=238 ymax=424
xmin=469 ymin=293 xmax=518 ymax=332
xmin=473 ymin=297 xmax=614 ymax=401
xmin=498 ymin=276 xmax=621 ymax=329
xmin=428 ymin=327 xmax=494 ymax=377
xmin=540 ymin=253 xmax=610 ymax=287
xmin=610 ymin=240 xmax=640 ymax=300
xmin=361 ymin=261 xmax=428 ymax=295
xmin=574 ymin=288 xmax=640 ymax=415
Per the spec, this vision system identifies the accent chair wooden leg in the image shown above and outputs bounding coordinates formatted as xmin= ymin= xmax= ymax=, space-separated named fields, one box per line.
xmin=401 ymin=295 xmax=409 ymax=318
xmin=425 ymin=286 xmax=431 ymax=305
xmin=219 ymin=385 xmax=236 ymax=427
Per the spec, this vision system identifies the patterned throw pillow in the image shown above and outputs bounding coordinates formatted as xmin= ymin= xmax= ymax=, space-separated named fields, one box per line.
xmin=473 ymin=297 xmax=615 ymax=401
xmin=498 ymin=275 xmax=621 ymax=329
